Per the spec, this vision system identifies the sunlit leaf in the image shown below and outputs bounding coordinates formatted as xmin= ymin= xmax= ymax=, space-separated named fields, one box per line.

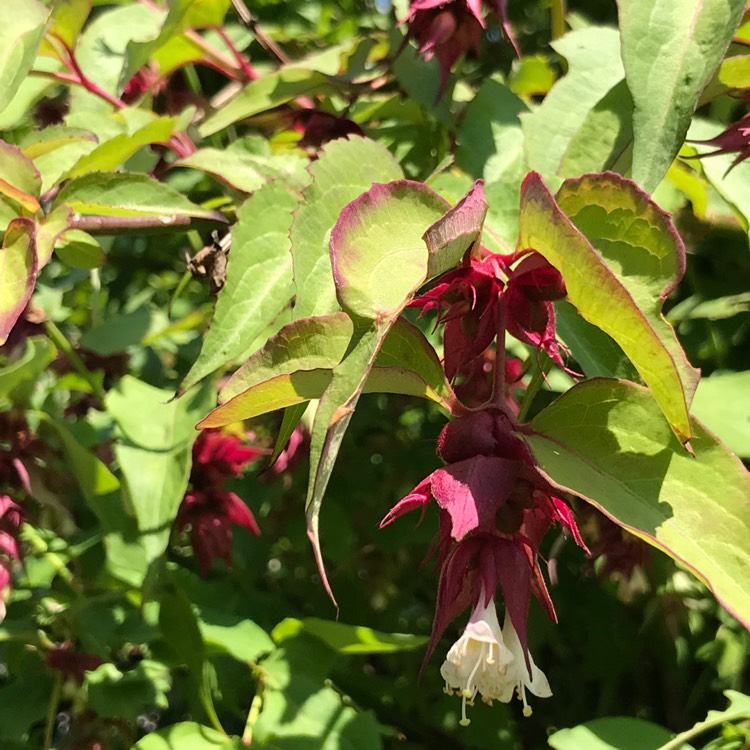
xmin=618 ymin=0 xmax=746 ymax=192
xmin=519 ymin=171 xmax=698 ymax=442
xmin=526 ymin=378 xmax=750 ymax=632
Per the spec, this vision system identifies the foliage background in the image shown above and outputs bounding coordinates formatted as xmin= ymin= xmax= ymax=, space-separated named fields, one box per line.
xmin=0 ymin=0 xmax=749 ymax=748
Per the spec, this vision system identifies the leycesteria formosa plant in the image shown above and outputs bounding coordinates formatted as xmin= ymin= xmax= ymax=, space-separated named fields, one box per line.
xmin=200 ymin=169 xmax=750 ymax=721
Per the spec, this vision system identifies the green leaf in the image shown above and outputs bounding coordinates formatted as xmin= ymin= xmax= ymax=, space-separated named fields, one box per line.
xmin=548 ymin=717 xmax=678 ymax=750
xmin=159 ymin=584 xmax=205 ymax=676
xmin=200 ymin=70 xmax=334 ymax=138
xmin=253 ymin=644 xmax=383 ymax=750
xmin=519 ymin=171 xmax=698 ymax=442
xmin=55 ymin=229 xmax=105 ymax=270
xmin=0 ymin=218 xmax=37 ymax=345
xmin=555 ymin=300 xmax=638 ymax=381
xmin=21 ymin=127 xmax=98 ymax=193
xmin=455 ymin=77 xmax=527 ymax=181
xmin=0 ymin=141 xmax=42 ymax=228
xmin=199 ymin=610 xmax=275 ymax=663
xmin=0 ymin=336 xmax=56 ymax=397
xmin=106 ymin=376 xmax=215 ymax=578
xmin=198 ymin=314 xmax=452 ymax=428
xmin=690 ymin=371 xmax=750 ymax=459
xmin=42 ymin=416 xmax=121 ymax=526
xmin=521 ymin=27 xmax=625 ymax=181
xmin=132 ymin=722 xmax=231 ymax=750
xmin=618 ymin=0 xmax=746 ymax=192
xmin=38 ymin=0 xmax=91 ymax=53
xmin=53 ymin=172 xmax=223 ymax=221
xmin=558 ymin=79 xmax=634 ymax=177
xmin=62 ymin=117 xmax=178 ymax=180
xmin=719 ymin=55 xmax=750 ymax=89
xmin=80 ymin=307 xmax=153 ymax=355
xmin=305 ymin=180 xmax=451 ymax=602
xmin=272 ymin=617 xmax=428 ymax=654
xmin=423 ymin=180 xmax=484 ymax=279
xmin=455 ymin=78 xmax=527 ymax=249
xmin=525 ymin=378 xmax=750 ymax=632
xmin=290 ymin=136 xmax=403 ymax=319
xmin=179 ymin=182 xmax=299 ymax=394
xmin=67 ymin=3 xmax=164 ymax=114
xmin=175 ymin=139 xmax=308 ymax=193
xmin=87 ymin=660 xmax=171 ymax=721
xmin=0 ymin=0 xmax=50 ymax=116
xmin=331 ymin=180 xmax=449 ymax=318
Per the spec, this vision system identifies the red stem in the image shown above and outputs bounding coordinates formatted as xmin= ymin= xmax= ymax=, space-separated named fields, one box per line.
xmin=212 ymin=25 xmax=258 ymax=80
xmin=491 ymin=297 xmax=510 ymax=413
xmin=50 ymin=34 xmax=126 ymax=110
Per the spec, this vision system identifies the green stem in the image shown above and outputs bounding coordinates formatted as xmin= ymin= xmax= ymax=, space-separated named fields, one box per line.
xmin=200 ymin=662 xmax=227 ymax=736
xmin=43 ymin=673 xmax=63 ymax=750
xmin=23 ymin=525 xmax=82 ymax=594
xmin=516 ymin=352 xmax=551 ymax=423
xmin=44 ymin=321 xmax=106 ymax=408
xmin=551 ymin=0 xmax=566 ymax=41
xmin=658 ymin=712 xmax=747 ymax=750
xmin=242 ymin=688 xmax=264 ymax=745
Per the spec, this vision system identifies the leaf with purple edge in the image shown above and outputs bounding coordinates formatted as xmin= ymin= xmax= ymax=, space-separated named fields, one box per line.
xmin=0 ymin=218 xmax=37 ymax=345
xmin=290 ymin=136 xmax=403 ymax=319
xmin=305 ymin=179 xmax=452 ymax=603
xmin=424 ymin=179 xmax=487 ymax=278
xmin=518 ymin=171 xmax=698 ymax=443
xmin=197 ymin=314 xmax=454 ymax=428
xmin=331 ymin=180 xmax=449 ymax=319
xmin=0 ymin=140 xmax=42 ymax=230
xmin=525 ymin=378 xmax=750 ymax=634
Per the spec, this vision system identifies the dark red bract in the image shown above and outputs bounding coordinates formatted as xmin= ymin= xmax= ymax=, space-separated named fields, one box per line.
xmin=176 ymin=430 xmax=263 ymax=576
xmin=45 ymin=644 xmax=105 ymax=686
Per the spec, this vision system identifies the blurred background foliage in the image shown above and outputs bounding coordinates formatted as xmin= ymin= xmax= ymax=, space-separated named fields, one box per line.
xmin=1 ymin=0 xmax=749 ymax=748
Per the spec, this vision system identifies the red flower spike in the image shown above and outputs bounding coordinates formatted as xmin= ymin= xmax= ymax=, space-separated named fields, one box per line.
xmin=404 ymin=0 xmax=484 ymax=98
xmin=178 ymin=489 xmax=260 ymax=577
xmin=411 ymin=254 xmax=505 ymax=380
xmin=505 ymin=254 xmax=568 ymax=369
xmin=176 ymin=430 xmax=263 ymax=577
xmin=404 ymin=1 xmax=519 ymax=98
xmin=192 ymin=429 xmax=263 ymax=486
xmin=45 ymin=644 xmax=105 ymax=685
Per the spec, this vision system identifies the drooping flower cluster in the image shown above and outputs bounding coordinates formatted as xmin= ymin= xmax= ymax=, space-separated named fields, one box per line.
xmin=383 ymin=235 xmax=586 ymax=721
xmin=403 ymin=0 xmax=518 ymax=97
xmin=176 ymin=429 xmax=264 ymax=577
xmin=409 ymin=247 xmax=569 ymax=381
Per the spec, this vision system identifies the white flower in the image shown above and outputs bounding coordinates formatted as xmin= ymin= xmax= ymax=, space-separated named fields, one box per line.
xmin=500 ymin=609 xmax=552 ymax=717
xmin=440 ymin=589 xmax=552 ymax=725
xmin=440 ymin=590 xmax=515 ymax=726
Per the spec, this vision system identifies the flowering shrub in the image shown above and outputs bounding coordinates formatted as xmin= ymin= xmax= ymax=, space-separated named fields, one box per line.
xmin=1 ymin=0 xmax=750 ymax=748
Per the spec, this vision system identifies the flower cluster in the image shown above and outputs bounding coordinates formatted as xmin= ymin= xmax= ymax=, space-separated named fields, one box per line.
xmin=403 ymin=0 xmax=518 ymax=96
xmin=176 ymin=429 xmax=264 ymax=577
xmin=383 ymin=241 xmax=586 ymax=722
